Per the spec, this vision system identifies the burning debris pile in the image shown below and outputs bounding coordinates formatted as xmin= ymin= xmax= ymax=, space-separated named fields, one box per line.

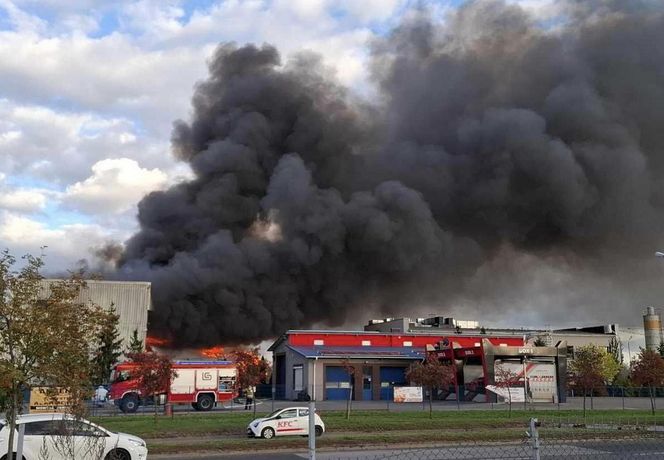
xmin=117 ymin=0 xmax=664 ymax=346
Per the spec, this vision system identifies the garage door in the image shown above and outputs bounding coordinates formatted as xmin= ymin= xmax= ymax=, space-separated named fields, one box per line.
xmin=325 ymin=366 xmax=351 ymax=400
xmin=380 ymin=367 xmax=406 ymax=400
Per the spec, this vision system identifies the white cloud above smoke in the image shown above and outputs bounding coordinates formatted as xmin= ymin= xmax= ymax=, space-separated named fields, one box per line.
xmin=63 ymin=158 xmax=168 ymax=215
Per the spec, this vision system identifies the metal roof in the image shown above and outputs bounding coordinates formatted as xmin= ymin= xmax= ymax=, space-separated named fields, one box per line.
xmin=287 ymin=345 xmax=425 ymax=360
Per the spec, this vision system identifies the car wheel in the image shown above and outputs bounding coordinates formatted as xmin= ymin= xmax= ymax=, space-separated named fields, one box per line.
xmin=120 ymin=394 xmax=139 ymax=413
xmin=105 ymin=448 xmax=131 ymax=460
xmin=1 ymin=455 xmax=26 ymax=460
xmin=196 ymin=394 xmax=214 ymax=411
xmin=261 ymin=427 xmax=275 ymax=439
xmin=315 ymin=426 xmax=323 ymax=437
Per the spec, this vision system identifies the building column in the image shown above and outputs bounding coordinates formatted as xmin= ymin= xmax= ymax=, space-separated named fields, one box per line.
xmin=354 ymin=365 xmax=363 ymax=401
xmin=372 ymin=365 xmax=381 ymax=401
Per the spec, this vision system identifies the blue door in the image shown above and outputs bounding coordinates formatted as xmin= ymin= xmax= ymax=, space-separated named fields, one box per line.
xmin=380 ymin=367 xmax=406 ymax=400
xmin=362 ymin=366 xmax=373 ymax=401
xmin=325 ymin=366 xmax=351 ymax=400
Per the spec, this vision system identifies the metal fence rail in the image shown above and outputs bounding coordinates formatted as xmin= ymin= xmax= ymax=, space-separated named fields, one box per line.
xmin=315 ymin=417 xmax=664 ymax=459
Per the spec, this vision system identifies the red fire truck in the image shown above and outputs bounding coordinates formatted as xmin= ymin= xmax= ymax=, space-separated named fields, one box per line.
xmin=109 ymin=360 xmax=237 ymax=413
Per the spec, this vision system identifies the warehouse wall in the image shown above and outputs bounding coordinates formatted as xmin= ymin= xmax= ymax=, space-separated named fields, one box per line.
xmin=39 ymin=279 xmax=152 ymax=350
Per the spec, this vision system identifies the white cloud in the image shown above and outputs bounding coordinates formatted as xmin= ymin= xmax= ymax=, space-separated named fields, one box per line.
xmin=0 ymin=209 xmax=126 ymax=271
xmin=0 ymin=188 xmax=47 ymax=213
xmin=336 ymin=0 xmax=404 ymax=23
xmin=0 ymin=99 xmax=174 ymax=184
xmin=63 ymin=158 xmax=168 ymax=214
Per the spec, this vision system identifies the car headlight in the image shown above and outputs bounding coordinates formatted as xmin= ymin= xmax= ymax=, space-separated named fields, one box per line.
xmin=128 ymin=438 xmax=146 ymax=448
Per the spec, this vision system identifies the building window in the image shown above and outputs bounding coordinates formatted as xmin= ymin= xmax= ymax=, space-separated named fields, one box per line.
xmin=403 ymin=341 xmax=412 ymax=347
xmin=293 ymin=365 xmax=303 ymax=392
xmin=314 ymin=339 xmax=324 ymax=346
xmin=362 ymin=340 xmax=371 ymax=346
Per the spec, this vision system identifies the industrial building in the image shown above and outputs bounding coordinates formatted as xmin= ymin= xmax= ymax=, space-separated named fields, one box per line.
xmin=365 ymin=316 xmax=620 ymax=358
xmin=268 ymin=314 xmax=646 ymax=403
xmin=39 ymin=279 xmax=152 ymax=349
xmin=269 ymin=330 xmax=526 ymax=401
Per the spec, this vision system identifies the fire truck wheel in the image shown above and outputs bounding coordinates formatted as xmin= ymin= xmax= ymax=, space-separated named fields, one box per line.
xmin=261 ymin=427 xmax=275 ymax=439
xmin=120 ymin=394 xmax=139 ymax=413
xmin=191 ymin=402 xmax=199 ymax=410
xmin=197 ymin=394 xmax=214 ymax=411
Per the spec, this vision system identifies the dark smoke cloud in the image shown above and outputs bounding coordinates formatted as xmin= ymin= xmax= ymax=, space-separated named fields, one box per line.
xmin=119 ymin=0 xmax=664 ymax=346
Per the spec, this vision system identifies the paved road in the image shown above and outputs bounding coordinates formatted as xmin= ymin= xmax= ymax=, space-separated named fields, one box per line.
xmin=153 ymin=440 xmax=664 ymax=459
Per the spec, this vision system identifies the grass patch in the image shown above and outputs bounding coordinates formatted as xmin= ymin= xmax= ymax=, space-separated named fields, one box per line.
xmin=146 ymin=426 xmax=662 ymax=455
xmin=90 ymin=409 xmax=664 ymax=440
xmin=146 ymin=428 xmax=530 ymax=454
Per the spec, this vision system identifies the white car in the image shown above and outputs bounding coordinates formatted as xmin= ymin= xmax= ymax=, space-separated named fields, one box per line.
xmin=247 ymin=407 xmax=325 ymax=439
xmin=0 ymin=413 xmax=148 ymax=460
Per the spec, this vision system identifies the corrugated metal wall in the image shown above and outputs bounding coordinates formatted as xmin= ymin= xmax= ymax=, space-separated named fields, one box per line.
xmin=39 ymin=279 xmax=152 ymax=350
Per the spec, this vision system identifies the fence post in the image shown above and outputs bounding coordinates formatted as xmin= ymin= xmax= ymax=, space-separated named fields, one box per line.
xmin=308 ymin=399 xmax=316 ymax=460
xmin=529 ymin=418 xmax=540 ymax=460
xmin=622 ymin=386 xmax=625 ymax=411
xmin=456 ymin=384 xmax=460 ymax=410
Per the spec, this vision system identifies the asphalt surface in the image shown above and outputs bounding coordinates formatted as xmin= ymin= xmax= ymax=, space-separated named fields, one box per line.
xmin=153 ymin=440 xmax=664 ymax=459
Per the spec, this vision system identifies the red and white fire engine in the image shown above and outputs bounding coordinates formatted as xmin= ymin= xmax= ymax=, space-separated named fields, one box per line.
xmin=109 ymin=360 xmax=237 ymax=413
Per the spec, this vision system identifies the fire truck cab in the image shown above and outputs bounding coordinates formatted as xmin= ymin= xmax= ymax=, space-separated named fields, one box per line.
xmin=109 ymin=360 xmax=237 ymax=413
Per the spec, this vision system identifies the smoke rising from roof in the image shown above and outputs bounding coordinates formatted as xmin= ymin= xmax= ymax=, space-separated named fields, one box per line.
xmin=118 ymin=0 xmax=664 ymax=346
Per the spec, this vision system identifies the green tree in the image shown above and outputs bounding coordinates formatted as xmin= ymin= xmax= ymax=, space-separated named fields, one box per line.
xmin=533 ymin=336 xmax=547 ymax=347
xmin=608 ymin=336 xmax=624 ymax=364
xmin=406 ymin=354 xmax=455 ymax=418
xmin=127 ymin=329 xmax=144 ymax=354
xmin=0 ymin=250 xmax=106 ymax=459
xmin=657 ymin=341 xmax=664 ymax=359
xmin=569 ymin=344 xmax=620 ymax=417
xmin=91 ymin=305 xmax=123 ymax=385
xmin=630 ymin=348 xmax=664 ymax=415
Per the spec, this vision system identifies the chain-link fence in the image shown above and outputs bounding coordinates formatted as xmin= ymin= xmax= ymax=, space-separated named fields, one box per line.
xmin=314 ymin=417 xmax=664 ymax=459
xmin=20 ymin=383 xmax=664 ymax=418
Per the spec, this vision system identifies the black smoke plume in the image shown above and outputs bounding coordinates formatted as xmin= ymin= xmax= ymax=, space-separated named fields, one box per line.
xmin=119 ymin=0 xmax=664 ymax=346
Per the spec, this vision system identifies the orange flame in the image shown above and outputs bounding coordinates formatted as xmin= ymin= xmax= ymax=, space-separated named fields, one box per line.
xmin=200 ymin=346 xmax=225 ymax=359
xmin=146 ymin=336 xmax=170 ymax=349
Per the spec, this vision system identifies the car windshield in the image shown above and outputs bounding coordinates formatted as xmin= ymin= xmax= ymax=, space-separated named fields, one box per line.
xmin=265 ymin=409 xmax=283 ymax=419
